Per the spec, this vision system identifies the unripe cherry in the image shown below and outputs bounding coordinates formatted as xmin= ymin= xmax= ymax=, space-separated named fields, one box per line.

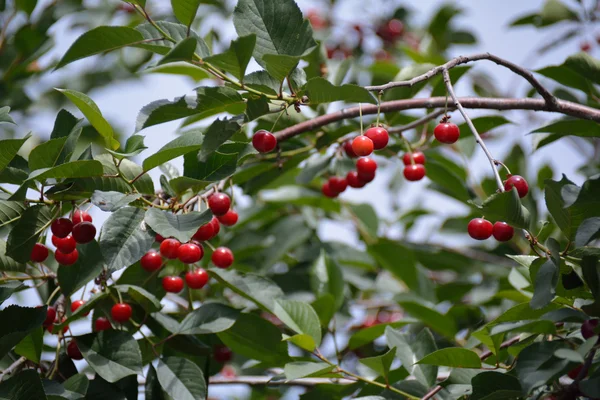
xmin=162 ymin=276 xmax=184 ymax=293
xmin=160 ymin=238 xmax=181 ymax=259
xmin=467 ymin=218 xmax=493 ymax=240
xmin=252 ymin=130 xmax=277 ymax=153
xmin=402 ymin=151 xmax=426 ymax=166
xmin=403 ymin=164 xmax=426 ymax=181
xmin=185 ymin=268 xmax=209 ymax=289
xmin=217 ymin=210 xmax=239 ymax=226
xmin=364 ymin=127 xmax=389 ymax=150
xmin=30 ymin=243 xmax=49 ymax=263
xmin=492 ymin=222 xmax=514 ymax=242
xmin=212 ymin=247 xmax=234 ymax=269
xmin=504 ymin=175 xmax=529 ymax=198
xmin=434 ymin=121 xmax=460 ymax=144
xmin=140 ymin=250 xmax=163 ymax=272
xmin=208 ymin=193 xmax=231 ymax=216
xmin=351 ymin=136 xmax=374 ymax=157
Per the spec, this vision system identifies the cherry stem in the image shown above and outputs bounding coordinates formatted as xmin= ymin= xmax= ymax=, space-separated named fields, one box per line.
xmin=359 ymin=103 xmax=363 ymax=135
xmin=493 ymin=159 xmax=512 ymax=175
xmin=375 ymin=91 xmax=382 ymax=126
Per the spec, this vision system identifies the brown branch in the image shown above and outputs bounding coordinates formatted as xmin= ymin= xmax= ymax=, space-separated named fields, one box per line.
xmin=388 ymin=110 xmax=446 ymax=135
xmin=0 ymin=357 xmax=27 ymax=381
xmin=208 ymin=376 xmax=356 ymax=386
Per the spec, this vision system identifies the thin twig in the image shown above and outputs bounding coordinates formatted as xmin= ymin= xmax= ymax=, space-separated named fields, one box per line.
xmin=388 ymin=110 xmax=446 ymax=135
xmin=0 ymin=356 xmax=27 ymax=381
xmin=208 ymin=375 xmax=356 ymax=386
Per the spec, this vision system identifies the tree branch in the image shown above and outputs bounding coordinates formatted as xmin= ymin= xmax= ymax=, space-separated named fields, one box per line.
xmin=208 ymin=376 xmax=356 ymax=386
xmin=387 ymin=110 xmax=446 ymax=135
xmin=0 ymin=356 xmax=27 ymax=381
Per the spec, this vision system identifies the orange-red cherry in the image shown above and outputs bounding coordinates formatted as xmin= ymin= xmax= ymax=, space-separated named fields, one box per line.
xmin=351 ymin=136 xmax=374 ymax=157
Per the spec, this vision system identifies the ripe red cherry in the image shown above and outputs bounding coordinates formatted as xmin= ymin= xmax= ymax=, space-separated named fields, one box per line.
xmin=356 ymin=157 xmax=377 ymax=175
xmin=504 ymin=175 xmax=529 ymax=198
xmin=581 ymin=319 xmax=599 ymax=340
xmin=321 ymin=182 xmax=338 ymax=198
xmin=212 ymin=247 xmax=234 ymax=269
xmin=468 ymin=218 xmax=493 ymax=240
xmin=71 ymin=300 xmax=89 ymax=316
xmin=568 ymin=364 xmax=584 ymax=379
xmin=208 ymin=193 xmax=231 ymax=216
xmin=140 ymin=251 xmax=163 ymax=272
xmin=328 ymin=177 xmax=348 ymax=194
xmin=155 ymin=234 xmax=165 ymax=242
xmin=364 ymin=127 xmax=389 ymax=150
xmin=193 ymin=221 xmax=215 ymax=241
xmin=162 ymin=276 xmax=184 ymax=293
xmin=72 ymin=210 xmax=92 ymax=224
xmin=492 ymin=222 xmax=514 ymax=242
xmin=252 ymin=130 xmax=277 ymax=153
xmin=351 ymin=136 xmax=374 ymax=157
xmin=67 ymin=340 xmax=83 ymax=360
xmin=51 ymin=218 xmax=73 ymax=238
xmin=47 ymin=316 xmax=69 ymax=334
xmin=95 ymin=317 xmax=112 ymax=331
xmin=178 ymin=242 xmax=204 ymax=264
xmin=30 ymin=243 xmax=49 ymax=262
xmin=403 ymin=164 xmax=426 ymax=181
xmin=580 ymin=41 xmax=591 ymax=52
xmin=52 ymin=235 xmax=76 ymax=254
xmin=346 ymin=171 xmax=366 ymax=188
xmin=160 ymin=238 xmax=181 ymax=259
xmin=72 ymin=222 xmax=96 ymax=244
xmin=217 ymin=210 xmax=239 ymax=227
xmin=357 ymin=170 xmax=375 ymax=183
xmin=434 ymin=122 xmax=460 ymax=144
xmin=343 ymin=140 xmax=357 ymax=158
xmin=185 ymin=268 xmax=209 ymax=289
xmin=55 ymin=248 xmax=79 ymax=265
xmin=213 ymin=345 xmax=233 ymax=363
xmin=44 ymin=307 xmax=57 ymax=326
xmin=111 ymin=303 xmax=132 ymax=323
xmin=211 ymin=217 xmax=221 ymax=236
xmin=402 ymin=151 xmax=426 ymax=166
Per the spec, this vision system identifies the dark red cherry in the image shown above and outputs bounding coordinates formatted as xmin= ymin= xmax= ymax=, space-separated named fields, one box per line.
xmin=30 ymin=243 xmax=49 ymax=262
xmin=95 ymin=317 xmax=112 ymax=331
xmin=213 ymin=345 xmax=233 ymax=363
xmin=52 ymin=235 xmax=76 ymax=254
xmin=356 ymin=157 xmax=377 ymax=175
xmin=211 ymin=217 xmax=221 ymax=236
xmin=193 ymin=221 xmax=215 ymax=241
xmin=177 ymin=242 xmax=204 ymax=264
xmin=492 ymin=222 xmax=514 ymax=242
xmin=44 ymin=307 xmax=57 ymax=326
xmin=208 ymin=193 xmax=231 ymax=216
xmin=252 ymin=130 xmax=277 ymax=153
xmin=162 ymin=276 xmax=184 ymax=293
xmin=343 ymin=140 xmax=358 ymax=158
xmin=581 ymin=319 xmax=599 ymax=340
xmin=328 ymin=177 xmax=348 ymax=194
xmin=51 ymin=218 xmax=73 ymax=238
xmin=468 ymin=218 xmax=493 ymax=240
xmin=72 ymin=210 xmax=92 ymax=224
xmin=71 ymin=300 xmax=89 ymax=316
xmin=72 ymin=222 xmax=96 ymax=244
xmin=140 ymin=251 xmax=163 ymax=272
xmin=55 ymin=248 xmax=79 ymax=265
xmin=67 ymin=340 xmax=83 ymax=360
xmin=346 ymin=171 xmax=366 ymax=188
xmin=321 ymin=182 xmax=338 ymax=198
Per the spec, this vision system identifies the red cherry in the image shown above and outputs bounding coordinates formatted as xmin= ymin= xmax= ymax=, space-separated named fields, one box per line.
xmin=111 ymin=303 xmax=132 ymax=323
xmin=30 ymin=243 xmax=49 ymax=262
xmin=343 ymin=140 xmax=358 ymax=158
xmin=160 ymin=238 xmax=181 ymax=259
xmin=67 ymin=340 xmax=83 ymax=360
xmin=55 ymin=248 xmax=79 ymax=265
xmin=155 ymin=234 xmax=165 ymax=242
xmin=364 ymin=127 xmax=389 ymax=150
xmin=217 ymin=210 xmax=238 ymax=227
xmin=252 ymin=130 xmax=277 ymax=153
xmin=72 ymin=210 xmax=92 ymax=224
xmin=44 ymin=307 xmax=56 ymax=326
xmin=51 ymin=218 xmax=73 ymax=238
xmin=504 ymin=175 xmax=529 ymax=198
xmin=71 ymin=300 xmax=89 ymax=316
xmin=468 ymin=218 xmax=493 ymax=240
xmin=581 ymin=319 xmax=599 ymax=339
xmin=212 ymin=247 xmax=234 ymax=269
xmin=376 ymin=19 xmax=404 ymax=43
xmin=403 ymin=164 xmax=426 ymax=181
xmin=52 ymin=235 xmax=76 ymax=254
xmin=351 ymin=136 xmax=374 ymax=157
xmin=361 ymin=315 xmax=378 ymax=329
xmin=580 ymin=42 xmax=591 ymax=52
xmin=72 ymin=222 xmax=96 ymax=244
xmin=434 ymin=122 xmax=460 ymax=144
xmin=193 ymin=221 xmax=215 ymax=241
xmin=402 ymin=151 xmax=426 ymax=166
xmin=185 ymin=268 xmax=209 ymax=289
xmin=492 ymin=222 xmax=514 ymax=242
xmin=568 ymin=364 xmax=584 ymax=379
xmin=95 ymin=317 xmax=112 ymax=331
xmin=178 ymin=242 xmax=204 ymax=264
xmin=356 ymin=157 xmax=377 ymax=175
xmin=140 ymin=251 xmax=163 ymax=272
xmin=47 ymin=316 xmax=69 ymax=334
xmin=321 ymin=182 xmax=338 ymax=198
xmin=211 ymin=217 xmax=221 ymax=236
xmin=162 ymin=276 xmax=184 ymax=293
xmin=213 ymin=345 xmax=233 ymax=363
xmin=208 ymin=193 xmax=231 ymax=216
xmin=328 ymin=177 xmax=348 ymax=194
xmin=346 ymin=171 xmax=366 ymax=188
xmin=357 ymin=170 xmax=375 ymax=183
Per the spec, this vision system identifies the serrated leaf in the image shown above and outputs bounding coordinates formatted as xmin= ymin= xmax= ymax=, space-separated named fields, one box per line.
xmin=156 ymin=357 xmax=206 ymax=400
xmin=144 ymin=208 xmax=212 ymax=243
xmin=0 ymin=369 xmax=47 ymax=400
xmin=204 ymin=35 xmax=256 ymax=80
xmin=273 ymin=299 xmax=321 ymax=350
xmin=0 ymin=240 xmax=24 ymax=272
xmin=0 ymin=200 xmax=27 ymax=225
xmin=158 ymin=37 xmax=197 ymax=65
xmin=0 ymin=134 xmax=31 ymax=174
xmin=0 ymin=305 xmax=46 ymax=359
xmin=28 ymin=160 xmax=104 ymax=182
xmin=416 ymin=348 xmax=481 ymax=368
xmin=284 ymin=362 xmax=335 ymax=381
xmin=303 ymin=77 xmax=376 ymax=104
xmin=177 ymin=303 xmax=239 ymax=335
xmin=6 ymin=206 xmax=53 ymax=263
xmin=91 ymin=191 xmax=141 ymax=212
xmin=198 ymin=117 xmax=243 ymax=162
xmin=14 ymin=327 xmax=43 ymax=363
xmin=385 ymin=326 xmax=438 ymax=388
xmin=142 ymin=129 xmax=204 ymax=172
xmin=136 ymin=21 xmax=210 ymax=58
xmin=57 ymin=241 xmax=105 ymax=296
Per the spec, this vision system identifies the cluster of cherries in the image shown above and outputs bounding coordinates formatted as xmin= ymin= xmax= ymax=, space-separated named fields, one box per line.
xmin=30 ymin=209 xmax=97 ymax=265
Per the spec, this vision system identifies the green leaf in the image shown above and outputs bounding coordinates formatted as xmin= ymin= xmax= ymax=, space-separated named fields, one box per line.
xmin=15 ymin=0 xmax=37 ymax=16
xmin=43 ymin=379 xmax=86 ymax=400
xmin=156 ymin=357 xmax=206 ymax=400
xmin=575 ymin=217 xmax=600 ymax=247
xmin=398 ymin=301 xmax=458 ymax=338
xmin=565 ymin=176 xmax=600 ymax=241
xmin=0 ymin=369 xmax=47 ymax=400
xmin=106 ymin=135 xmax=147 ymax=159
xmin=359 ymin=347 xmax=396 ymax=379
xmin=283 ymin=362 xmax=335 ymax=380
xmin=204 ymin=35 xmax=256 ymax=80
xmin=475 ymin=188 xmax=531 ymax=230
xmin=273 ymin=299 xmax=321 ymax=350
xmin=0 ymin=134 xmax=31 ymax=174
xmin=198 ymin=117 xmax=243 ymax=162
xmin=564 ymin=51 xmax=600 ymax=85
xmin=514 ymin=341 xmax=569 ymax=393
xmin=303 ymin=77 xmax=377 ymax=104
xmin=295 ymin=154 xmax=332 ymax=185
xmin=91 ymin=191 xmax=141 ymax=212
xmin=539 ymin=0 xmax=578 ymax=26
xmin=0 ymin=107 xmax=15 ymax=125
xmin=143 ymin=62 xmax=209 ymax=81
xmin=210 ymin=268 xmax=284 ymax=312
xmin=114 ymin=284 xmax=162 ymax=313
xmin=29 ymin=124 xmax=82 ymax=171
xmin=177 ymin=303 xmax=239 ymax=335
xmin=0 ymin=305 xmax=46 ymax=359
xmin=77 ymin=331 xmax=143 ymax=383
xmin=536 ymin=65 xmax=594 ymax=94
xmin=14 ymin=327 xmax=43 ymax=363
xmin=63 ymin=374 xmax=89 ymax=397
xmin=426 ymin=159 xmax=472 ymax=202
xmin=56 ymin=89 xmax=119 ymax=150
xmin=310 ymin=251 xmax=345 ymax=311
xmin=348 ymin=321 xmax=415 ymax=350
xmin=456 ymin=116 xmax=512 ymax=136
xmin=99 ymin=207 xmax=154 ymax=271
xmin=6 ymin=206 xmax=52 ymax=263
xmin=182 ymin=151 xmax=238 ymax=182
xmin=144 ymin=208 xmax=211 ymax=243
xmin=0 ymin=200 xmax=27 ymax=226
xmin=55 ymin=26 xmax=145 ymax=69
xmin=57 ymin=241 xmax=105 ymax=296
xmin=142 ymin=129 xmax=204 ymax=172
xmin=385 ymin=326 xmax=438 ymax=388
xmin=471 ymin=371 xmax=522 ymax=400
xmin=545 ymin=175 xmax=576 ymax=239
xmin=347 ymin=203 xmax=379 ymax=242
xmin=171 ymin=0 xmax=202 ymax=27
xmin=158 ymin=37 xmax=197 ymax=65
xmin=0 ymin=240 xmax=24 ymax=272
xmin=532 ymin=119 xmax=600 ymax=149
xmin=530 ymin=260 xmax=559 ymax=309
xmin=416 ymin=348 xmax=481 ymax=368
xmin=136 ymin=21 xmax=210 ymax=57
xmin=0 ymin=282 xmax=25 ymax=304
xmin=145 ymin=365 xmax=164 ymax=400
xmin=369 ymin=239 xmax=418 ymax=289
xmin=28 ymin=160 xmax=104 ymax=182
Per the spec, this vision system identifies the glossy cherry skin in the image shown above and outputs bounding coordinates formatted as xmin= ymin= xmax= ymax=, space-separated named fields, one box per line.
xmin=31 ymin=243 xmax=49 ymax=262
xmin=346 ymin=171 xmax=366 ymax=188
xmin=51 ymin=218 xmax=73 ymax=238
xmin=212 ymin=247 xmax=234 ymax=269
xmin=343 ymin=140 xmax=358 ymax=158
xmin=55 ymin=248 xmax=79 ymax=265
xmin=44 ymin=307 xmax=57 ymax=326
xmin=71 ymin=300 xmax=89 ymax=316
xmin=403 ymin=164 xmax=426 ymax=181
xmin=72 ymin=222 xmax=96 ymax=244
xmin=357 ymin=170 xmax=375 ymax=183
xmin=356 ymin=157 xmax=377 ymax=175
xmin=468 ymin=218 xmax=493 ymax=240
xmin=213 ymin=345 xmax=233 ymax=363
xmin=328 ymin=177 xmax=348 ymax=194
xmin=141 ymin=251 xmax=163 ymax=272
xmin=351 ymin=136 xmax=374 ymax=157
xmin=434 ymin=122 xmax=460 ymax=144
xmin=178 ymin=243 xmax=204 ymax=264
xmin=52 ymin=234 xmax=76 ymax=254
xmin=162 ymin=276 xmax=184 ymax=293
xmin=504 ymin=175 xmax=529 ymax=198
xmin=193 ymin=222 xmax=215 ymax=241
xmin=402 ymin=151 xmax=426 ymax=166
xmin=67 ymin=340 xmax=83 ymax=360
xmin=111 ymin=303 xmax=132 ymax=323
xmin=321 ymin=182 xmax=338 ymax=198
xmin=95 ymin=317 xmax=112 ymax=331
xmin=581 ymin=319 xmax=599 ymax=340
xmin=160 ymin=238 xmax=181 ymax=259
xmin=364 ymin=127 xmax=389 ymax=150
xmin=217 ymin=210 xmax=239 ymax=227
xmin=211 ymin=217 xmax=221 ymax=236
xmin=208 ymin=193 xmax=231 ymax=216
xmin=492 ymin=222 xmax=514 ymax=242
xmin=252 ymin=130 xmax=277 ymax=153
xmin=185 ymin=268 xmax=209 ymax=289
xmin=72 ymin=210 xmax=92 ymax=224
xmin=155 ymin=234 xmax=165 ymax=243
